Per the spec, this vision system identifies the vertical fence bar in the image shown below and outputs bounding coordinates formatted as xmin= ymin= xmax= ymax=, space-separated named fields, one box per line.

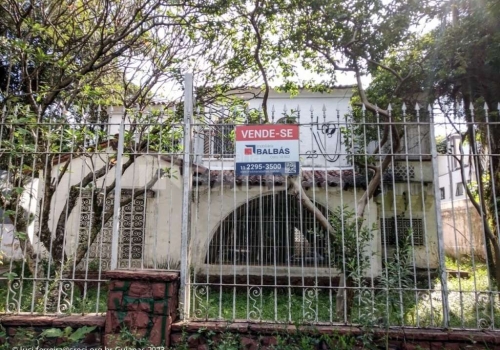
xmin=180 ymin=73 xmax=194 ymax=320
xmin=428 ymin=104 xmax=449 ymax=327
xmin=110 ymin=120 xmax=125 ymax=270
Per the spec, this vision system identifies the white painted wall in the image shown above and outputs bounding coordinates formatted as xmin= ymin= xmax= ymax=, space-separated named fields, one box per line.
xmin=0 ymin=172 xmax=41 ymax=261
xmin=49 ymin=152 xmax=184 ymax=268
xmin=42 ymin=150 xmax=388 ymax=277
xmin=437 ymin=135 xmax=475 ymax=203
xmin=243 ymin=88 xmax=354 ymax=169
xmin=16 ymin=154 xmax=438 ymax=276
xmin=437 ymin=134 xmax=486 ymax=260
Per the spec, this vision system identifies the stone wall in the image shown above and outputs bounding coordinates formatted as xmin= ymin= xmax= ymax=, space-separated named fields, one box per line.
xmin=170 ymin=321 xmax=500 ymax=350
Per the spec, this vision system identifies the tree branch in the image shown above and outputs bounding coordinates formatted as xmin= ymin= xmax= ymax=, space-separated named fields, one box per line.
xmin=73 ymin=168 xmax=165 ymax=267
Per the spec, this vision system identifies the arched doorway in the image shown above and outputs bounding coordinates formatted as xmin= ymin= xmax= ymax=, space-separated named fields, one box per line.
xmin=205 ymin=191 xmax=333 ymax=267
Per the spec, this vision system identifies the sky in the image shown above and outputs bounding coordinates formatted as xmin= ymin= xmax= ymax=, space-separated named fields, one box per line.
xmin=131 ymin=5 xmax=445 ymax=135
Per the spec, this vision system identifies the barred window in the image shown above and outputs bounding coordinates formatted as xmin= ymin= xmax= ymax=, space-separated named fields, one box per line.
xmin=380 ymin=217 xmax=424 ymax=246
xmin=440 ymin=187 xmax=445 ymax=200
xmin=77 ymin=191 xmax=150 ymax=271
xmin=206 ymin=192 xmax=332 ymax=267
xmin=203 ymin=122 xmax=235 ymax=157
xmin=456 ymin=182 xmax=464 ymax=196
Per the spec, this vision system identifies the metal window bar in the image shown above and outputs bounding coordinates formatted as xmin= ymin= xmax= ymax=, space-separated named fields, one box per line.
xmin=1 ymin=92 xmax=500 ymax=333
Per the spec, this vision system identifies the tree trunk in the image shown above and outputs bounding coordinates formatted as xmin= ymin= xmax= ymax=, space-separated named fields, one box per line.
xmin=335 ymin=274 xmax=355 ymax=321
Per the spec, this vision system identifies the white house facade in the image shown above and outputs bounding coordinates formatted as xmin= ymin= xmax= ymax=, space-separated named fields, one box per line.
xmin=1 ymin=88 xmax=441 ymax=282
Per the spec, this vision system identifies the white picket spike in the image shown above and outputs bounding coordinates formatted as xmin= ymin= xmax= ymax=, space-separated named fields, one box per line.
xmin=322 ymin=104 xmax=326 ymax=112
xmin=361 ymin=104 xmax=366 ymax=111
xmin=271 ymin=105 xmax=275 ymax=113
xmin=415 ymin=103 xmax=420 ymax=111
xmin=387 ymin=104 xmax=392 ymax=112
xmin=484 ymin=102 xmax=489 ymax=111
xmin=310 ymin=105 xmax=314 ymax=113
xmin=296 ymin=104 xmax=300 ymax=112
xmin=469 ymin=102 xmax=474 ymax=111
xmin=428 ymin=104 xmax=432 ymax=113
xmin=401 ymin=103 xmax=407 ymax=112
xmin=283 ymin=104 xmax=287 ymax=113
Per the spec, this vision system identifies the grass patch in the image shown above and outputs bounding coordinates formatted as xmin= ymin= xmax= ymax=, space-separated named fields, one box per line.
xmin=191 ymin=257 xmax=500 ymax=328
xmin=0 ymin=279 xmax=108 ymax=314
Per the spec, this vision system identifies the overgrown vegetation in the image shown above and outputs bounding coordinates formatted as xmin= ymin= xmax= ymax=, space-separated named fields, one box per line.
xmin=0 ymin=259 xmax=107 ymax=314
xmin=191 ymin=249 xmax=500 ymax=329
xmin=0 ymin=325 xmax=96 ymax=349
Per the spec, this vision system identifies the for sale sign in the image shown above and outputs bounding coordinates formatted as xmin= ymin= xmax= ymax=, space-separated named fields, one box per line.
xmin=235 ymin=124 xmax=300 ymax=176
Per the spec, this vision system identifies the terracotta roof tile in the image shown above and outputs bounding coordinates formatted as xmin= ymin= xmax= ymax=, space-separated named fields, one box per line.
xmin=192 ymin=167 xmax=370 ymax=190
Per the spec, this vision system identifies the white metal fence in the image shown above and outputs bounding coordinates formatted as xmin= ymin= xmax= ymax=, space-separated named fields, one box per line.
xmin=1 ymin=79 xmax=500 ymax=330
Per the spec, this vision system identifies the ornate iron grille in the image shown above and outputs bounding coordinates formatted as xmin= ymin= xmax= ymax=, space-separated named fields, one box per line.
xmin=77 ymin=194 xmax=147 ymax=270
xmin=384 ymin=164 xmax=415 ymax=181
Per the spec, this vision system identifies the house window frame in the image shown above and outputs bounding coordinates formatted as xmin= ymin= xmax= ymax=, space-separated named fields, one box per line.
xmin=440 ymin=187 xmax=445 ymax=200
xmin=202 ymin=122 xmax=235 ymax=159
xmin=456 ymin=182 xmax=464 ymax=197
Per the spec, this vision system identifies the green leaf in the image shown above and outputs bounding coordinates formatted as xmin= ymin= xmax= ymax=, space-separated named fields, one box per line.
xmin=4 ymin=272 xmax=18 ymax=281
xmin=40 ymin=328 xmax=64 ymax=338
xmin=68 ymin=326 xmax=96 ymax=342
xmin=14 ymin=232 xmax=28 ymax=241
xmin=14 ymin=187 xmax=24 ymax=195
xmin=2 ymin=210 xmax=16 ymax=217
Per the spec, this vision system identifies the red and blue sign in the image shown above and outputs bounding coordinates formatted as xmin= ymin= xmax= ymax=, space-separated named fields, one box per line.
xmin=235 ymin=125 xmax=300 ymax=176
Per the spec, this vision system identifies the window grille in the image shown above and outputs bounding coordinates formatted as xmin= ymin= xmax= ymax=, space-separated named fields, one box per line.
xmin=203 ymin=123 xmax=235 ymax=157
xmin=77 ymin=192 xmax=148 ymax=270
xmin=440 ymin=187 xmax=445 ymax=200
xmin=456 ymin=182 xmax=464 ymax=196
xmin=380 ymin=217 xmax=424 ymax=246
xmin=206 ymin=192 xmax=332 ymax=267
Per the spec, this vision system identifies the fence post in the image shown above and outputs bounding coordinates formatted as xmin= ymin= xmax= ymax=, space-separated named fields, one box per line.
xmin=428 ymin=104 xmax=449 ymax=327
xmin=180 ymin=73 xmax=194 ymax=320
xmin=110 ymin=120 xmax=125 ymax=270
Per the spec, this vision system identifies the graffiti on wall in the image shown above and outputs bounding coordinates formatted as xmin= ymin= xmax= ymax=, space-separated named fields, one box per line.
xmin=304 ymin=116 xmax=343 ymax=163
